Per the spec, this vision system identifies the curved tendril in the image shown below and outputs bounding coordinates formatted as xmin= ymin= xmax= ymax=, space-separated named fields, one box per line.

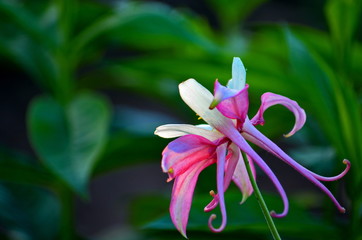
xmin=242 ymin=121 xmax=347 ymax=212
xmin=208 ymin=144 xmax=228 ymax=232
xmin=244 ymin=129 xmax=350 ymax=182
xmin=249 ymin=154 xmax=289 ymax=218
xmin=204 ymin=147 xmax=239 ymax=213
xmin=310 ymin=159 xmax=350 ymax=182
xmin=228 ymin=132 xmax=289 ymax=218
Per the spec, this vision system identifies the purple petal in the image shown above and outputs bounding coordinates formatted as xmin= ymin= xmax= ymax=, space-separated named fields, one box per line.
xmin=208 ymin=143 xmax=228 ymax=232
xmin=219 ymin=126 xmax=290 ymax=217
xmin=209 ymin=80 xmax=239 ymax=109
xmin=242 ymin=120 xmax=347 ymax=213
xmin=250 ymin=92 xmax=306 ymax=137
xmin=204 ymin=145 xmax=237 ymax=212
xmin=170 ymin=159 xmax=214 ymax=238
xmin=162 ymin=135 xmax=216 ymax=180
xmin=210 ymin=81 xmax=249 ymax=126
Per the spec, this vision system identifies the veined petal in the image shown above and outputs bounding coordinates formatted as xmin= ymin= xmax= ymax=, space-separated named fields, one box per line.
xmin=179 ymin=79 xmax=237 ymax=135
xmin=242 ymin=120 xmax=347 ymax=213
xmin=208 ymin=143 xmax=228 ymax=232
xmin=161 ymin=135 xmax=216 ymax=180
xmin=215 ymin=84 xmax=249 ymax=126
xmin=227 ymin=57 xmax=246 ymax=90
xmin=155 ymin=124 xmax=223 ymax=141
xmin=170 ymin=159 xmax=213 ymax=238
xmin=232 ymin=150 xmax=255 ymax=204
xmin=250 ymin=92 xmax=306 ymax=137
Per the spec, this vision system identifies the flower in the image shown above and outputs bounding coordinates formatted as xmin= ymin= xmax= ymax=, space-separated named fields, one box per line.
xmin=155 ymin=57 xmax=350 ymax=238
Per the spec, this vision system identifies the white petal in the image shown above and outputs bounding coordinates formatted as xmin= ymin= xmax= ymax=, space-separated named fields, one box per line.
xmin=227 ymin=57 xmax=246 ymax=90
xmin=195 ymin=124 xmax=213 ymax=131
xmin=154 ymin=124 xmax=222 ymax=141
xmin=179 ymin=79 xmax=235 ymax=131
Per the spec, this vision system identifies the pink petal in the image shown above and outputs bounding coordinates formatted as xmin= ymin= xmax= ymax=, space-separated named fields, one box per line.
xmin=162 ymin=135 xmax=216 ymax=180
xmin=208 ymin=143 xmax=228 ymax=232
xmin=250 ymin=92 xmax=306 ymax=137
xmin=242 ymin=119 xmax=347 ymax=213
xmin=210 ymin=81 xmax=250 ymax=126
xmin=170 ymin=159 xmax=214 ymax=238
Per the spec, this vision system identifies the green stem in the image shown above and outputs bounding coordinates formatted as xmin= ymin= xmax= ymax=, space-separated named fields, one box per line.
xmin=55 ymin=0 xmax=77 ymax=105
xmin=242 ymin=153 xmax=282 ymax=240
xmin=59 ymin=186 xmax=75 ymax=240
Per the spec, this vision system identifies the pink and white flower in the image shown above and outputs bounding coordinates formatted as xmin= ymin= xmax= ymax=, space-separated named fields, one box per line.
xmin=155 ymin=57 xmax=350 ymax=238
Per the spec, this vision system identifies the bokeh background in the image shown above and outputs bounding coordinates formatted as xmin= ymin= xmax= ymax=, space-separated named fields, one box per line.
xmin=0 ymin=0 xmax=361 ymax=239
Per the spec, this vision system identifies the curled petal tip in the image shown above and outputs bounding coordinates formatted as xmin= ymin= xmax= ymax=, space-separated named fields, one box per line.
xmin=340 ymin=207 xmax=346 ymax=214
xmin=208 ymin=214 xmax=220 ymax=233
xmin=343 ymin=159 xmax=350 ymax=166
xmin=208 ymin=212 xmax=227 ymax=233
xmin=270 ymin=210 xmax=287 ymax=218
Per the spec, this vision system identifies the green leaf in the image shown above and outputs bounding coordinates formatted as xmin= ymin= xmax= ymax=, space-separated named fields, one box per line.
xmin=72 ymin=2 xmax=218 ymax=57
xmin=325 ymin=0 xmax=362 ymax=75
xmin=0 ymin=34 xmax=57 ymax=91
xmin=0 ymin=0 xmax=55 ymax=48
xmin=143 ymin=192 xmax=338 ymax=239
xmin=94 ymin=132 xmax=167 ymax=175
xmin=28 ymin=92 xmax=111 ymax=195
xmin=0 ymin=183 xmax=60 ymax=240
xmin=325 ymin=0 xmax=362 ymax=49
xmin=0 ymin=147 xmax=53 ymax=186
xmin=205 ymin=0 xmax=268 ymax=28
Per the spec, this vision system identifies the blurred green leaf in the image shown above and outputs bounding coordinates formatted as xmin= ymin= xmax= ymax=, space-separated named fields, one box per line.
xmin=325 ymin=0 xmax=362 ymax=68
xmin=288 ymin=146 xmax=336 ymax=175
xmin=72 ymin=1 xmax=219 ymax=60
xmin=142 ymin=192 xmax=338 ymax=239
xmin=94 ymin=132 xmax=167 ymax=175
xmin=0 ymin=183 xmax=60 ymax=240
xmin=0 ymin=34 xmax=57 ymax=91
xmin=283 ymin=28 xmax=344 ymax=156
xmin=326 ymin=0 xmax=361 ymax=42
xmin=0 ymin=147 xmax=53 ymax=186
xmin=129 ymin=195 xmax=170 ymax=227
xmin=0 ymin=0 xmax=55 ymax=48
xmin=205 ymin=0 xmax=268 ymax=29
xmin=28 ymin=92 xmax=111 ymax=195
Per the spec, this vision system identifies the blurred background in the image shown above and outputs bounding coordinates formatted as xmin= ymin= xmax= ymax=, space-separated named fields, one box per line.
xmin=0 ymin=0 xmax=361 ymax=239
